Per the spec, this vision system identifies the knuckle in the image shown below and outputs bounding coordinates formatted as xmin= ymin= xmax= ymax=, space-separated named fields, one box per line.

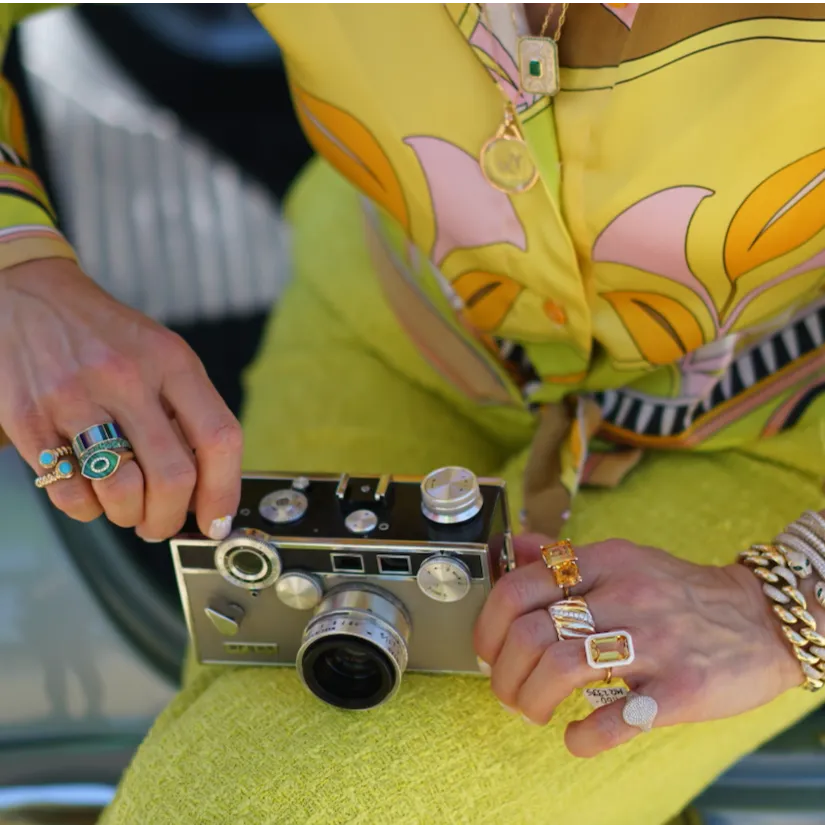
xmin=154 ymin=329 xmax=195 ymax=369
xmin=91 ymin=352 xmax=142 ymax=398
xmin=595 ymin=539 xmax=636 ymax=565
xmin=627 ymin=623 xmax=658 ymax=655
xmin=508 ymin=612 xmax=550 ymax=653
xmin=7 ymin=395 xmax=48 ymax=438
xmin=496 ymin=574 xmax=535 ymax=615
xmin=616 ymin=576 xmax=669 ymax=613
xmin=96 ymin=468 xmax=142 ymax=505
xmin=595 ymin=709 xmax=627 ymax=748
xmin=155 ymin=459 xmax=197 ymax=494
xmin=46 ymin=376 xmax=92 ymax=419
xmin=202 ymin=416 xmax=243 ymax=456
xmin=672 ymin=659 xmax=708 ymax=700
xmin=48 ymin=482 xmax=99 ymax=520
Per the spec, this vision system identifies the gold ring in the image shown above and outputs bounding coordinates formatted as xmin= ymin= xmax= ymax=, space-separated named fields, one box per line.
xmin=35 ymin=456 xmax=76 ymax=488
xmin=540 ymin=539 xmax=582 ymax=597
xmin=38 ymin=445 xmax=73 ymax=469
xmin=548 ymin=595 xmax=594 ymax=640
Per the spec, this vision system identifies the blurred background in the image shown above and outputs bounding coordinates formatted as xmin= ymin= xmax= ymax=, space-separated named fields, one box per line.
xmin=0 ymin=5 xmax=823 ymax=824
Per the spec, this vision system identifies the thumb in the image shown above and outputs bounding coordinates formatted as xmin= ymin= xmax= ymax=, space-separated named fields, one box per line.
xmin=512 ymin=532 xmax=556 ymax=566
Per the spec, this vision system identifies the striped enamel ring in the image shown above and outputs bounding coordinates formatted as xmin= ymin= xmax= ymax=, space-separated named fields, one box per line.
xmin=72 ymin=421 xmax=134 ymax=481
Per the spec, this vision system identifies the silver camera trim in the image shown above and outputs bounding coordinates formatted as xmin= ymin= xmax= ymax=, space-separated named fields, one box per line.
xmin=215 ymin=529 xmax=282 ymax=590
xmin=296 ymin=584 xmax=411 ymax=709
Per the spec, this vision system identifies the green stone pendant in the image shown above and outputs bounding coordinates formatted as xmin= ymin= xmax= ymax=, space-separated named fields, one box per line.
xmin=518 ymin=36 xmax=560 ymax=97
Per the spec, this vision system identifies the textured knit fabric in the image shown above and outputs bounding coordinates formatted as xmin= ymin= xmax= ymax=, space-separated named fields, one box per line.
xmin=98 ymin=162 xmax=825 ymax=825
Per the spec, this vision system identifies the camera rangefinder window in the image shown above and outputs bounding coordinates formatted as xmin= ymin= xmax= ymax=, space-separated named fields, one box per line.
xmin=331 ymin=553 xmax=365 ymax=573
xmin=228 ymin=548 xmax=269 ymax=581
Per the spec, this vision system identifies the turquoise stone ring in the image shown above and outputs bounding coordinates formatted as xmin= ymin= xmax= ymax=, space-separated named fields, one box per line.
xmin=34 ymin=451 xmax=76 ymax=489
xmin=37 ymin=445 xmax=73 ymax=469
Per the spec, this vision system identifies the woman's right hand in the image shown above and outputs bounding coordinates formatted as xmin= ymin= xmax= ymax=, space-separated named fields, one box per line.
xmin=0 ymin=257 xmax=243 ymax=541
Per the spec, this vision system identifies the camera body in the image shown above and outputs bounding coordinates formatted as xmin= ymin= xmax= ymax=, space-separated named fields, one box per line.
xmin=171 ymin=467 xmax=513 ymax=708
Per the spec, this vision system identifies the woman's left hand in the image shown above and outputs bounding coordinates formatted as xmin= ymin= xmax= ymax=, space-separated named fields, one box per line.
xmin=474 ymin=535 xmax=807 ymax=758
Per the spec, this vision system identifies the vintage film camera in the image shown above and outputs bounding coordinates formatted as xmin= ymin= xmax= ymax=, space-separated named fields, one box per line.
xmin=171 ymin=467 xmax=514 ymax=709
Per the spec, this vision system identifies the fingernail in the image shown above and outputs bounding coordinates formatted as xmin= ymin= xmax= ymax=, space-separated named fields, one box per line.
xmin=476 ymin=657 xmax=492 ymax=676
xmin=499 ymin=702 xmax=518 ymax=714
xmin=208 ymin=515 xmax=233 ymax=541
xmin=135 ymin=532 xmax=165 ymax=544
xmin=522 ymin=714 xmax=540 ymax=726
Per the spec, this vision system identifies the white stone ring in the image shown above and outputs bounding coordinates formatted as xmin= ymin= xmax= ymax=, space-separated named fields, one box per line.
xmin=622 ymin=691 xmax=658 ymax=733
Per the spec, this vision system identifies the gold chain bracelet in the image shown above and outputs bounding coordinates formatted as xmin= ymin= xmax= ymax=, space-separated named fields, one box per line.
xmin=738 ymin=545 xmax=825 ymax=692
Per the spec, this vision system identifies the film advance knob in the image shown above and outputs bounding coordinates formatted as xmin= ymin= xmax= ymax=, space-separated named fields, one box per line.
xmin=420 ymin=466 xmax=483 ymax=524
xmin=259 ymin=488 xmax=308 ymax=524
xmin=275 ymin=572 xmax=324 ymax=610
xmin=416 ymin=555 xmax=472 ymax=603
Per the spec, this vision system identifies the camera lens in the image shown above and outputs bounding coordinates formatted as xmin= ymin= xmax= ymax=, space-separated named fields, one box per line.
xmin=296 ymin=585 xmax=411 ymax=710
xmin=300 ymin=637 xmax=394 ymax=710
xmin=229 ymin=548 xmax=268 ymax=581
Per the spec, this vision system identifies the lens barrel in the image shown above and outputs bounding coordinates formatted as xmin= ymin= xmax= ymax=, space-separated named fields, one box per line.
xmin=296 ymin=585 xmax=411 ymax=710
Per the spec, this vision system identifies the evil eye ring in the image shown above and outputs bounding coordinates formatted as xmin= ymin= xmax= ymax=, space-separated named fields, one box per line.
xmin=72 ymin=422 xmax=135 ymax=481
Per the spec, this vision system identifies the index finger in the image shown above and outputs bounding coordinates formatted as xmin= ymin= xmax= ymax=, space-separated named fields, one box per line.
xmin=162 ymin=357 xmax=243 ymax=540
xmin=474 ymin=550 xmax=600 ymax=667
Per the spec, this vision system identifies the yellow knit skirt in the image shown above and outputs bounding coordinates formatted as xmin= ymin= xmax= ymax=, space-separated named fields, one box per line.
xmin=100 ymin=162 xmax=825 ymax=825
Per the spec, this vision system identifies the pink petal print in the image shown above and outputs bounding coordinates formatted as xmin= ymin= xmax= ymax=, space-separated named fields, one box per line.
xmin=469 ymin=19 xmax=520 ymax=89
xmin=722 ymin=246 xmax=825 ymax=331
xmin=602 ymin=3 xmax=640 ymax=28
xmin=593 ymin=186 xmax=717 ymax=324
xmin=468 ymin=17 xmax=538 ymax=110
xmin=405 ymin=136 xmax=527 ymax=265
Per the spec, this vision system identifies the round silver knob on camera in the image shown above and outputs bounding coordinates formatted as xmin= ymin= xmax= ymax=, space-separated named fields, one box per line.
xmin=215 ymin=529 xmax=282 ymax=590
xmin=416 ymin=555 xmax=472 ymax=603
xmin=345 ymin=509 xmax=379 ymax=535
xmin=275 ymin=572 xmax=324 ymax=611
xmin=259 ymin=488 xmax=308 ymax=524
xmin=420 ymin=466 xmax=483 ymax=524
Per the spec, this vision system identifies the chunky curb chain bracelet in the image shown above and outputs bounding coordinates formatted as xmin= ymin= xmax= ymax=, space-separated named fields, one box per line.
xmin=738 ymin=528 xmax=825 ymax=692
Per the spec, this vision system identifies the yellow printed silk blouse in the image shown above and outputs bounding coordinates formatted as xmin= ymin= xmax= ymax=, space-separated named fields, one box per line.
xmin=2 ymin=4 xmax=823 ymax=482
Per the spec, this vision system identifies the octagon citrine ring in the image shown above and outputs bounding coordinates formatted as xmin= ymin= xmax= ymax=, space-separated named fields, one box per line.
xmin=541 ymin=539 xmax=582 ymax=597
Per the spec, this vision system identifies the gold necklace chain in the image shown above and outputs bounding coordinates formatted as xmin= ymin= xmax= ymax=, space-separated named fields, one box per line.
xmin=477 ymin=4 xmax=571 ymax=195
xmin=510 ymin=3 xmax=569 ymax=42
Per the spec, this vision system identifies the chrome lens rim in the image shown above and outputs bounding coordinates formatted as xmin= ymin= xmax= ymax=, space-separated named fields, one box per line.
xmin=215 ymin=530 xmax=282 ymax=590
xmin=296 ymin=586 xmax=410 ymax=709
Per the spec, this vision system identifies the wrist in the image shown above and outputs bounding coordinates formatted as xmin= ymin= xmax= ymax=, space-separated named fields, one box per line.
xmin=726 ymin=561 xmax=807 ymax=694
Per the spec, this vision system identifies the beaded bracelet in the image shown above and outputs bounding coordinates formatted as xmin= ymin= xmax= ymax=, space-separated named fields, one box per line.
xmin=738 ymin=545 xmax=825 ymax=692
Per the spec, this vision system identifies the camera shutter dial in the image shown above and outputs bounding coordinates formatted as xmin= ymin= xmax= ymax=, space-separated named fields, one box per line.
xmin=276 ymin=572 xmax=324 ymax=610
xmin=259 ymin=488 xmax=308 ymax=524
xmin=216 ymin=529 xmax=282 ymax=590
xmin=420 ymin=466 xmax=483 ymax=524
xmin=345 ymin=509 xmax=379 ymax=534
xmin=416 ymin=555 xmax=472 ymax=602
